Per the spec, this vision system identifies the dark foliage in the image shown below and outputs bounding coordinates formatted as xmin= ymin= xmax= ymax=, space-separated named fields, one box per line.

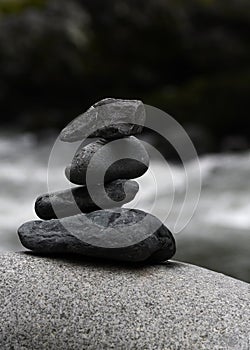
xmin=0 ymin=0 xmax=250 ymax=150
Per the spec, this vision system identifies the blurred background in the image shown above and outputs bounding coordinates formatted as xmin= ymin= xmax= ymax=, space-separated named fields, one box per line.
xmin=0 ymin=0 xmax=249 ymax=282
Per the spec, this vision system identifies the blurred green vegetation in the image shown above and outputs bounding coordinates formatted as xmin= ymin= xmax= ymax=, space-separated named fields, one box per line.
xmin=0 ymin=0 xmax=250 ymax=150
xmin=0 ymin=0 xmax=44 ymax=13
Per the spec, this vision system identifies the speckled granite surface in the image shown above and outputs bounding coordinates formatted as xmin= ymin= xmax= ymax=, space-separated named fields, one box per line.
xmin=0 ymin=252 xmax=249 ymax=350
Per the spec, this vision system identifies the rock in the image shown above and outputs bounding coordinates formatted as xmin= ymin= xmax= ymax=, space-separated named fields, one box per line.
xmin=35 ymin=179 xmax=139 ymax=220
xmin=60 ymin=98 xmax=145 ymax=142
xmin=65 ymin=136 xmax=149 ymax=185
xmin=18 ymin=208 xmax=175 ymax=263
xmin=0 ymin=252 xmax=249 ymax=350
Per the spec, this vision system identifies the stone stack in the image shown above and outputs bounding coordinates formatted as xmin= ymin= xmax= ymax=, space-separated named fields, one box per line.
xmin=18 ymin=98 xmax=176 ymax=263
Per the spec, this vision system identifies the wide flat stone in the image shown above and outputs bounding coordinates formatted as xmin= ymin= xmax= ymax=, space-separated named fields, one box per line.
xmin=18 ymin=208 xmax=176 ymax=263
xmin=65 ymin=136 xmax=149 ymax=185
xmin=60 ymin=98 xmax=145 ymax=142
xmin=35 ymin=179 xmax=139 ymax=220
xmin=0 ymin=252 xmax=249 ymax=349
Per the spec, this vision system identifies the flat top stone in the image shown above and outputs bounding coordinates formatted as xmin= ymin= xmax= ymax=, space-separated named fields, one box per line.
xmin=0 ymin=252 xmax=249 ymax=350
xmin=59 ymin=98 xmax=145 ymax=142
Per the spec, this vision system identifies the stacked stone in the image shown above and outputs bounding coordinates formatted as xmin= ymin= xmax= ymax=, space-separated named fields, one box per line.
xmin=18 ymin=98 xmax=176 ymax=263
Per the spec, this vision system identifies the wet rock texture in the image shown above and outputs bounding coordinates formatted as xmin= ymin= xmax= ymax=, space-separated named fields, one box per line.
xmin=18 ymin=98 xmax=176 ymax=264
xmin=60 ymin=98 xmax=145 ymax=142
xmin=65 ymin=136 xmax=149 ymax=185
xmin=18 ymin=208 xmax=176 ymax=263
xmin=35 ymin=180 xmax=139 ymax=220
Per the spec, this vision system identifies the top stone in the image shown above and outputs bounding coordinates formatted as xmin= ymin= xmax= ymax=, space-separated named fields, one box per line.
xmin=59 ymin=98 xmax=146 ymax=142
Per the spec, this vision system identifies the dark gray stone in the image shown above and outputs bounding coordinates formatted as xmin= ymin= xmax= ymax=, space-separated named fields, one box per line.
xmin=35 ymin=179 xmax=139 ymax=220
xmin=65 ymin=136 xmax=149 ymax=185
xmin=60 ymin=98 xmax=145 ymax=141
xmin=18 ymin=208 xmax=175 ymax=263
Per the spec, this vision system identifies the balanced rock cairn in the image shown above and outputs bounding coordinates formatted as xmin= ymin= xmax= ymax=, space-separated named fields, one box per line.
xmin=18 ymin=98 xmax=176 ymax=263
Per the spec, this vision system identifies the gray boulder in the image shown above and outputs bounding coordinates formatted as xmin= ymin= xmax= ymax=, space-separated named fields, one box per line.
xmin=18 ymin=208 xmax=175 ymax=263
xmin=65 ymin=136 xmax=149 ymax=185
xmin=60 ymin=98 xmax=145 ymax=142
xmin=35 ymin=179 xmax=139 ymax=220
xmin=0 ymin=252 xmax=249 ymax=350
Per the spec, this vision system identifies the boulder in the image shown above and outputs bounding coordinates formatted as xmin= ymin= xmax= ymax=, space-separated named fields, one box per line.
xmin=0 ymin=252 xmax=249 ymax=349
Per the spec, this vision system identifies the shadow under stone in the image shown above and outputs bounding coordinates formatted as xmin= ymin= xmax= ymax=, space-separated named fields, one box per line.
xmin=19 ymin=250 xmax=180 ymax=272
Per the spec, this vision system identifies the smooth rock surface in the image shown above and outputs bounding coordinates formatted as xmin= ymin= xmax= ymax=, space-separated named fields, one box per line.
xmin=18 ymin=208 xmax=175 ymax=263
xmin=65 ymin=136 xmax=149 ymax=185
xmin=0 ymin=252 xmax=249 ymax=350
xmin=35 ymin=179 xmax=139 ymax=220
xmin=60 ymin=98 xmax=145 ymax=141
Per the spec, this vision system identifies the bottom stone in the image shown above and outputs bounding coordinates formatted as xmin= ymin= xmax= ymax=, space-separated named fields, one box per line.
xmin=18 ymin=208 xmax=175 ymax=263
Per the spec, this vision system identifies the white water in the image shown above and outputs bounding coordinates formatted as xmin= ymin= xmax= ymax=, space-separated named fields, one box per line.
xmin=0 ymin=133 xmax=249 ymax=281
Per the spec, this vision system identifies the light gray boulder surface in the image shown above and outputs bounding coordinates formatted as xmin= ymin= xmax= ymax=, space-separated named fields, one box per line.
xmin=0 ymin=252 xmax=249 ymax=350
xmin=59 ymin=98 xmax=145 ymax=141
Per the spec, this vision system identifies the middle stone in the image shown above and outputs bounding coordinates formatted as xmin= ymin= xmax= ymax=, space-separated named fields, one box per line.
xmin=65 ymin=136 xmax=149 ymax=185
